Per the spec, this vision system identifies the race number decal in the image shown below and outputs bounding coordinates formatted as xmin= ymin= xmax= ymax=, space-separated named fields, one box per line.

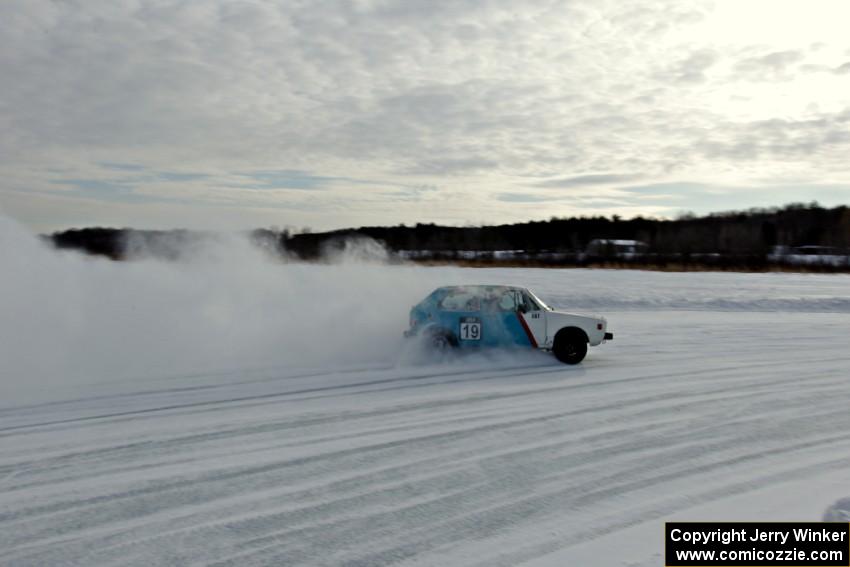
xmin=459 ymin=317 xmax=482 ymax=341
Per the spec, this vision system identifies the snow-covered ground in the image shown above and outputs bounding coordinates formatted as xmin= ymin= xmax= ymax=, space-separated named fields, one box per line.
xmin=2 ymin=221 xmax=850 ymax=565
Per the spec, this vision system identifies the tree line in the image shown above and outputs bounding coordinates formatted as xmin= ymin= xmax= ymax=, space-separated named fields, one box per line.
xmin=47 ymin=202 xmax=850 ymax=271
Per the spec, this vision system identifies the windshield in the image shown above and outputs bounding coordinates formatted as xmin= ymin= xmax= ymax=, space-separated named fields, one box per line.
xmin=527 ymin=289 xmax=553 ymax=311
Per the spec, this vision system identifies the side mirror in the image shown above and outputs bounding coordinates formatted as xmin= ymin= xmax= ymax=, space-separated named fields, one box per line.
xmin=517 ymin=304 xmax=528 ymax=314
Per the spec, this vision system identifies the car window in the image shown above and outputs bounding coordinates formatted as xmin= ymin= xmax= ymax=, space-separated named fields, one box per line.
xmin=527 ymin=290 xmax=552 ymax=310
xmin=497 ymin=292 xmax=518 ymax=312
xmin=439 ymin=290 xmax=480 ymax=311
xmin=521 ymin=292 xmax=541 ymax=312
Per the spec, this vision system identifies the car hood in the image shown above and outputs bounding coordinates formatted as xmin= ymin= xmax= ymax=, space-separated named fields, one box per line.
xmin=548 ymin=309 xmax=605 ymax=323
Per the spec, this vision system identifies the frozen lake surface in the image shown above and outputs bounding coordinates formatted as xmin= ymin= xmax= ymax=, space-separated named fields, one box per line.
xmin=2 ymin=267 xmax=850 ymax=566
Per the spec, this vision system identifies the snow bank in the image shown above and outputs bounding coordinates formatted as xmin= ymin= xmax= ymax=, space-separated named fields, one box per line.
xmin=470 ymin=267 xmax=850 ymax=313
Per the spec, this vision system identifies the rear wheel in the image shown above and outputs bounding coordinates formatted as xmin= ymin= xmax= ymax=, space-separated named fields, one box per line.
xmin=553 ymin=332 xmax=588 ymax=364
xmin=427 ymin=328 xmax=457 ymax=353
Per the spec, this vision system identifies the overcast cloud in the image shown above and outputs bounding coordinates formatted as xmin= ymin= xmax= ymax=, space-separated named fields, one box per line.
xmin=1 ymin=0 xmax=849 ymax=230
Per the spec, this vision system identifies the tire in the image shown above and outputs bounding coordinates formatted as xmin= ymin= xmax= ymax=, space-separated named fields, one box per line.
xmin=553 ymin=332 xmax=588 ymax=364
xmin=427 ymin=328 xmax=457 ymax=353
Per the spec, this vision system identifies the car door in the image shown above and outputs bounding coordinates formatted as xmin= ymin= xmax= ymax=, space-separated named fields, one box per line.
xmin=518 ymin=291 xmax=547 ymax=348
xmin=477 ymin=290 xmax=536 ymax=348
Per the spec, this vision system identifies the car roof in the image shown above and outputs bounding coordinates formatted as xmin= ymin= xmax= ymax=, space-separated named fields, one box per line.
xmin=436 ymin=285 xmax=526 ymax=294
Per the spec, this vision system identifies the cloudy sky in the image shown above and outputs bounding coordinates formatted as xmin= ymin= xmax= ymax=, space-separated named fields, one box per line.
xmin=2 ymin=0 xmax=849 ymax=232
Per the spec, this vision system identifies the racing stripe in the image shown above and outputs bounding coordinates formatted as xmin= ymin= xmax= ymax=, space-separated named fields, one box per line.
xmin=517 ymin=312 xmax=538 ymax=348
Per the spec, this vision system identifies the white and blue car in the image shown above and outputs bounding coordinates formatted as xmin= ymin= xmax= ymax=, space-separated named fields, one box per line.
xmin=404 ymin=285 xmax=612 ymax=364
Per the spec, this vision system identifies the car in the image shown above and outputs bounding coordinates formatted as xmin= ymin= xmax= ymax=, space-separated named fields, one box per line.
xmin=404 ymin=285 xmax=612 ymax=364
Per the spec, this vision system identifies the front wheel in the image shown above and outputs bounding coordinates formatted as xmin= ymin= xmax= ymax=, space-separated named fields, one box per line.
xmin=553 ymin=336 xmax=587 ymax=364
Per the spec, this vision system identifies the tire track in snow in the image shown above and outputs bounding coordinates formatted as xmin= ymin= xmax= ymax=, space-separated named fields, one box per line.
xmin=2 ymin=311 xmax=850 ymax=565
xmin=2 ymin=353 xmax=841 ymax=515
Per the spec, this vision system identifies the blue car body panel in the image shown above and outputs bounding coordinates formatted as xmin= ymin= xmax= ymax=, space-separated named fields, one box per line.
xmin=408 ymin=286 xmax=535 ymax=349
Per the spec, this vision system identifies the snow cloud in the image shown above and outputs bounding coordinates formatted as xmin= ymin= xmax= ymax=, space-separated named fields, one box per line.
xmin=0 ymin=213 xmax=452 ymax=403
